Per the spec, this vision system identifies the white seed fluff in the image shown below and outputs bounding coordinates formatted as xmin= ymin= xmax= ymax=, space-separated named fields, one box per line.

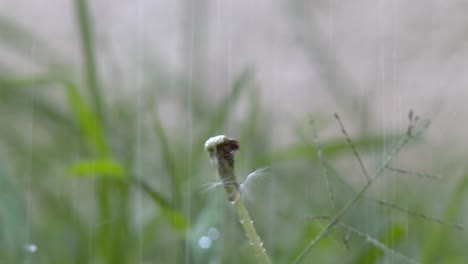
xmin=204 ymin=135 xmax=229 ymax=151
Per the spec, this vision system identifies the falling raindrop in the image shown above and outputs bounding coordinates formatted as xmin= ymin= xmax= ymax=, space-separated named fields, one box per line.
xmin=198 ymin=236 xmax=212 ymax=249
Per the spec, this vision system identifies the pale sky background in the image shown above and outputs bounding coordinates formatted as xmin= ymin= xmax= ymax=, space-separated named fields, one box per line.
xmin=1 ymin=0 xmax=467 ymax=160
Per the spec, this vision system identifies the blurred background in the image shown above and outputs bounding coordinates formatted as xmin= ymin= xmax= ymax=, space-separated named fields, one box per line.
xmin=0 ymin=0 xmax=467 ymax=263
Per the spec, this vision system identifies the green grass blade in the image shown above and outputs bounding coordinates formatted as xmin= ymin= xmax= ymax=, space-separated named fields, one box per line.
xmin=65 ymin=82 xmax=108 ymax=157
xmin=153 ymin=116 xmax=182 ymax=205
xmin=0 ymin=168 xmax=27 ymax=263
xmin=191 ymin=68 xmax=254 ymax=172
xmin=421 ymin=170 xmax=468 ymax=263
xmin=36 ymin=192 xmax=89 ymax=263
xmin=205 ymin=67 xmax=253 ymax=135
xmin=75 ymin=0 xmax=105 ymax=123
xmin=264 ymin=135 xmax=400 ymax=163
xmin=0 ymin=76 xmax=76 ymax=132
xmin=132 ymin=177 xmax=188 ymax=231
xmin=68 ymin=159 xmax=126 ymax=179
xmin=0 ymin=15 xmax=63 ymax=66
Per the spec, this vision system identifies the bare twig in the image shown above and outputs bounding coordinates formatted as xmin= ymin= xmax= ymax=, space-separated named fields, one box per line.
xmin=339 ymin=223 xmax=420 ymax=264
xmin=310 ymin=120 xmax=337 ymax=212
xmin=334 ymin=113 xmax=370 ymax=181
xmin=292 ymin=111 xmax=428 ymax=264
xmin=386 ymin=166 xmax=441 ymax=180
xmin=310 ymin=119 xmax=349 ymax=249
xmin=371 ymin=198 xmax=464 ymax=231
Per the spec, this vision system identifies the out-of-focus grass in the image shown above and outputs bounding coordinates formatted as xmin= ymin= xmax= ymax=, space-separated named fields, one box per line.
xmin=0 ymin=1 xmax=467 ymax=263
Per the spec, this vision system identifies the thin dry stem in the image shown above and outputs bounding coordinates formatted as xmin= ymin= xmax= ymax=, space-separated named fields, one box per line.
xmin=310 ymin=120 xmax=336 ymax=211
xmin=292 ymin=111 xmax=427 ymax=264
xmin=310 ymin=119 xmax=349 ymax=249
xmin=386 ymin=166 xmax=441 ymax=180
xmin=334 ymin=113 xmax=370 ymax=181
xmin=371 ymin=198 xmax=464 ymax=230
xmin=339 ymin=223 xmax=420 ymax=264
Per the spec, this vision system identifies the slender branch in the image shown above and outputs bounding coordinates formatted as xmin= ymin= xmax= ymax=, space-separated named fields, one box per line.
xmin=334 ymin=113 xmax=370 ymax=181
xmin=310 ymin=120 xmax=349 ymax=248
xmin=292 ymin=113 xmax=426 ymax=264
xmin=371 ymin=198 xmax=464 ymax=230
xmin=339 ymin=223 xmax=420 ymax=264
xmin=386 ymin=166 xmax=441 ymax=180
xmin=310 ymin=120 xmax=336 ymax=212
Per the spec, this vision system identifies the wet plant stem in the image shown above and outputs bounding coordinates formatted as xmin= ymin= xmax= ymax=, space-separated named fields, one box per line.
xmin=234 ymin=197 xmax=271 ymax=263
xmin=205 ymin=135 xmax=272 ymax=264
xmin=292 ymin=126 xmax=418 ymax=264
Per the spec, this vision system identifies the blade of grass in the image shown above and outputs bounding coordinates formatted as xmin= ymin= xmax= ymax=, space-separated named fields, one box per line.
xmin=75 ymin=0 xmax=105 ymax=123
xmin=191 ymin=68 xmax=254 ymax=173
xmin=65 ymin=82 xmax=108 ymax=157
xmin=153 ymin=116 xmax=182 ymax=205
xmin=264 ymin=135 xmax=400 ymax=164
xmin=205 ymin=68 xmax=253 ymax=136
xmin=421 ymin=170 xmax=468 ymax=263
xmin=37 ymin=191 xmax=89 ymax=263
xmin=130 ymin=176 xmax=187 ymax=230
xmin=0 ymin=168 xmax=27 ymax=263
xmin=68 ymin=159 xmax=126 ymax=180
xmin=0 ymin=15 xmax=65 ymax=66
xmin=0 ymin=77 xmax=77 ymax=132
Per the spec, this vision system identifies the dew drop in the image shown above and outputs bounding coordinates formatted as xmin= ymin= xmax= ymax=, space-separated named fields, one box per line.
xmin=24 ymin=244 xmax=38 ymax=253
xmin=198 ymin=236 xmax=212 ymax=249
xmin=250 ymin=220 xmax=254 ymax=224
xmin=230 ymin=200 xmax=235 ymax=205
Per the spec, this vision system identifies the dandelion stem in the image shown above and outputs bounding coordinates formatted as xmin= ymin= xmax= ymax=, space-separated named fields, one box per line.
xmin=234 ymin=198 xmax=271 ymax=263
xmin=205 ymin=135 xmax=272 ymax=264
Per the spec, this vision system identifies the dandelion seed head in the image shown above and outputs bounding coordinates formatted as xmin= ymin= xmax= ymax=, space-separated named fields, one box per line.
xmin=204 ymin=135 xmax=229 ymax=151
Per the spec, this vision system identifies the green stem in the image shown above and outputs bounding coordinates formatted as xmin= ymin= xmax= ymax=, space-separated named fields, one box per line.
xmin=75 ymin=0 xmax=105 ymax=123
xmin=234 ymin=198 xmax=272 ymax=264
xmin=205 ymin=135 xmax=272 ymax=263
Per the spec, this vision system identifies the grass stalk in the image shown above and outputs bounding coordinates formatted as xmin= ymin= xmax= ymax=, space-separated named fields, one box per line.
xmin=75 ymin=0 xmax=105 ymax=123
xmin=291 ymin=111 xmax=428 ymax=264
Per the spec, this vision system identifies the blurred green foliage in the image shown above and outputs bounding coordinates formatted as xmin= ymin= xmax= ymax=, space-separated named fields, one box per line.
xmin=0 ymin=0 xmax=466 ymax=263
